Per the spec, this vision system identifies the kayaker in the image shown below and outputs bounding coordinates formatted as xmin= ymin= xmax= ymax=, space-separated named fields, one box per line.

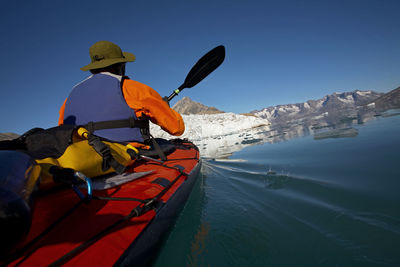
xmin=58 ymin=40 xmax=185 ymax=148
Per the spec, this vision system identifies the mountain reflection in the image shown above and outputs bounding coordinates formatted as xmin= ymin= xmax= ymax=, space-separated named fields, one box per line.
xmin=198 ymin=108 xmax=396 ymax=159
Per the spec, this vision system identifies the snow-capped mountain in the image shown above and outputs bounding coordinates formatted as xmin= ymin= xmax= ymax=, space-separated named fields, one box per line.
xmin=251 ymin=90 xmax=383 ymax=124
xmin=2 ymin=89 xmax=399 ymax=158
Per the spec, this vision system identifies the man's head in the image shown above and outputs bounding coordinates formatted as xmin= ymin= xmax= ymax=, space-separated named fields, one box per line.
xmin=81 ymin=41 xmax=135 ymax=73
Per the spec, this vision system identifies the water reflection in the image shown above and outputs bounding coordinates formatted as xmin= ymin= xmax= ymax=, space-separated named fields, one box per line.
xmin=197 ymin=109 xmax=399 ymax=159
xmin=313 ymin=127 xmax=358 ymax=140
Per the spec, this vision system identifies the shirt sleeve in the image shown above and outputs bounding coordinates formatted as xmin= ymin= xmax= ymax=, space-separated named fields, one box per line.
xmin=122 ymin=79 xmax=185 ymax=136
xmin=58 ymin=98 xmax=68 ymax=125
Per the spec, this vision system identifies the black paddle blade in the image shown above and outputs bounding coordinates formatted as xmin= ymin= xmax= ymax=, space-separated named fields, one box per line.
xmin=181 ymin=45 xmax=225 ymax=89
xmin=167 ymin=45 xmax=225 ymax=102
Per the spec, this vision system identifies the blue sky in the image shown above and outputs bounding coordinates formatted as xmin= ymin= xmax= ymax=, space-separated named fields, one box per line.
xmin=1 ymin=0 xmax=400 ymax=134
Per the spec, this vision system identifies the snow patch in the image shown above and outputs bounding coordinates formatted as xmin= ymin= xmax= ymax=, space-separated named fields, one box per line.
xmin=356 ymin=90 xmax=372 ymax=96
xmin=315 ymin=99 xmax=325 ymax=109
xmin=313 ymin=112 xmax=328 ymax=120
xmin=338 ymin=95 xmax=354 ymax=104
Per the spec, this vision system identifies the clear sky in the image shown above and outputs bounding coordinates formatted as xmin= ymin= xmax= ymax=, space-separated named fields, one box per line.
xmin=1 ymin=0 xmax=400 ymax=134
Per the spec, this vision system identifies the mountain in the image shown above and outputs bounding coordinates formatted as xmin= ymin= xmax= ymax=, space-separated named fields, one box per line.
xmin=2 ymin=89 xmax=400 ymax=158
xmin=251 ymin=90 xmax=383 ymax=125
xmin=370 ymin=87 xmax=400 ymax=111
xmin=172 ymin=97 xmax=224 ymax=115
xmin=0 ymin=132 xmax=19 ymax=141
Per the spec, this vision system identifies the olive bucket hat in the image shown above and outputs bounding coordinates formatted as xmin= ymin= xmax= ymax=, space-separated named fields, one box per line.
xmin=80 ymin=40 xmax=136 ymax=71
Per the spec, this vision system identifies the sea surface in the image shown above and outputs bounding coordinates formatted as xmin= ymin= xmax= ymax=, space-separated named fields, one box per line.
xmin=154 ymin=111 xmax=400 ymax=267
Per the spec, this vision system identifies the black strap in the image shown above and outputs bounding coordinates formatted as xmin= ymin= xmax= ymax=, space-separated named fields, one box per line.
xmin=93 ymin=196 xmax=147 ymax=203
xmin=85 ymin=117 xmax=149 ymax=132
xmin=87 ymin=134 xmax=126 ymax=174
xmin=48 ymin=204 xmax=145 ymax=267
xmin=150 ymin=136 xmax=167 ymax=161
xmin=151 ymin=177 xmax=171 ymax=188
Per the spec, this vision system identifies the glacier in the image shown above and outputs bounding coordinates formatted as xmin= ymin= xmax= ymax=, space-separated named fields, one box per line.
xmin=150 ymin=112 xmax=343 ymax=159
xmin=151 ymin=113 xmax=271 ymax=158
xmin=151 ymin=107 xmax=384 ymax=159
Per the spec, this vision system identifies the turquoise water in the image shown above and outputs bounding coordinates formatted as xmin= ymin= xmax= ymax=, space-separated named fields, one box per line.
xmin=155 ymin=113 xmax=400 ymax=267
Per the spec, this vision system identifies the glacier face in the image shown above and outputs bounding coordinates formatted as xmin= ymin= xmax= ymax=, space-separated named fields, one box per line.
xmin=151 ymin=113 xmax=270 ymax=141
xmin=151 ymin=113 xmax=271 ymax=158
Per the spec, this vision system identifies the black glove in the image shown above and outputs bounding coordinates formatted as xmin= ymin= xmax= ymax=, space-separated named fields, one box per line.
xmin=162 ymin=96 xmax=170 ymax=107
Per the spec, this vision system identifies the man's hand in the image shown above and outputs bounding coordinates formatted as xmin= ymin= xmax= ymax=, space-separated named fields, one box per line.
xmin=162 ymin=96 xmax=170 ymax=107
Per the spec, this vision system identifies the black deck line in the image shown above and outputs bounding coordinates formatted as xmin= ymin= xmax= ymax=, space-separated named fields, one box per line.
xmin=115 ymin=160 xmax=202 ymax=267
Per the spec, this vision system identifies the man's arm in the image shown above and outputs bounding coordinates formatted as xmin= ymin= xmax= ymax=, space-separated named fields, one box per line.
xmin=122 ymin=80 xmax=185 ymax=136
xmin=58 ymin=98 xmax=68 ymax=125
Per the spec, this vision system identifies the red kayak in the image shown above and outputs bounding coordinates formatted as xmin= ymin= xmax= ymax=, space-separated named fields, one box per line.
xmin=4 ymin=139 xmax=200 ymax=267
xmin=1 ymin=44 xmax=225 ymax=267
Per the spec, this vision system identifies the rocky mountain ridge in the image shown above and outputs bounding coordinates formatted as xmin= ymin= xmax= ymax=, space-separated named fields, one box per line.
xmin=371 ymin=87 xmax=400 ymax=111
xmin=172 ymin=88 xmax=400 ymax=124
xmin=251 ymin=90 xmax=383 ymax=124
xmin=172 ymin=97 xmax=224 ymax=115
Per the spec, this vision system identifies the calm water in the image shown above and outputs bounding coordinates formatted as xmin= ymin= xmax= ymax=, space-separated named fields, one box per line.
xmin=154 ymin=112 xmax=400 ymax=267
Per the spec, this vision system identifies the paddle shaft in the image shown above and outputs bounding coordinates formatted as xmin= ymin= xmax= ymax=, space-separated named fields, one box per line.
xmin=167 ymin=86 xmax=185 ymax=102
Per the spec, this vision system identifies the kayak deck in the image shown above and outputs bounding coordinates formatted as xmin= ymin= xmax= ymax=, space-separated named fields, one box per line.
xmin=6 ymin=140 xmax=200 ymax=267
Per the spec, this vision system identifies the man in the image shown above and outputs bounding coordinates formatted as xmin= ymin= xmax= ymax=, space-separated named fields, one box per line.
xmin=59 ymin=40 xmax=184 ymax=148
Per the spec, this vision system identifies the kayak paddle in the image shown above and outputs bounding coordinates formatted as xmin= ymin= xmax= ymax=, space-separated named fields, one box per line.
xmin=166 ymin=45 xmax=225 ymax=102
